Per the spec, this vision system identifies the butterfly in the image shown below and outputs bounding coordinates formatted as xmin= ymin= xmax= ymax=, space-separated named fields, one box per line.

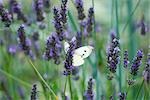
xmin=64 ymin=38 xmax=94 ymax=66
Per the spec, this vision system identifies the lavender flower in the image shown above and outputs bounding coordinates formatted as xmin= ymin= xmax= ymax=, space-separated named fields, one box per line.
xmin=123 ymin=50 xmax=129 ymax=68
xmin=72 ymin=67 xmax=80 ymax=80
xmin=118 ymin=92 xmax=126 ymax=100
xmin=139 ymin=15 xmax=147 ymax=35
xmin=43 ymin=33 xmax=62 ymax=64
xmin=8 ymin=45 xmax=17 ymax=55
xmin=84 ymin=78 xmax=94 ymax=100
xmin=17 ymin=25 xmax=35 ymax=59
xmin=53 ymin=7 xmax=64 ymax=41
xmin=109 ymin=29 xmax=116 ymax=41
xmin=86 ymin=7 xmax=94 ymax=33
xmin=75 ymin=0 xmax=85 ymax=20
xmin=107 ymin=37 xmax=120 ymax=73
xmin=10 ymin=0 xmax=27 ymax=23
xmin=43 ymin=0 xmax=51 ymax=12
xmin=64 ymin=95 xmax=69 ymax=100
xmin=110 ymin=96 xmax=114 ymax=100
xmin=143 ymin=54 xmax=150 ymax=84
xmin=80 ymin=21 xmax=88 ymax=36
xmin=17 ymin=86 xmax=25 ymax=99
xmin=32 ymin=32 xmax=40 ymax=57
xmin=64 ymin=37 xmax=77 ymax=75
xmin=76 ymin=31 xmax=82 ymax=48
xmin=0 ymin=4 xmax=12 ymax=27
xmin=31 ymin=84 xmax=37 ymax=100
xmin=60 ymin=0 xmax=68 ymax=28
xmin=127 ymin=79 xmax=135 ymax=85
xmin=18 ymin=25 xmax=30 ymax=54
xmin=140 ymin=20 xmax=146 ymax=35
xmin=130 ymin=50 xmax=143 ymax=75
xmin=62 ymin=93 xmax=70 ymax=100
xmin=34 ymin=0 xmax=45 ymax=22
xmin=0 ymin=38 xmax=3 ymax=46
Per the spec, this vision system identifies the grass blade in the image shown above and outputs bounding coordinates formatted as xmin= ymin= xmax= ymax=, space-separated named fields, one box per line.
xmin=27 ymin=59 xmax=58 ymax=100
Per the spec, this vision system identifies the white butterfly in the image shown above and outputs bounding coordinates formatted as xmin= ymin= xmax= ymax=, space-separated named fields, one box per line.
xmin=64 ymin=39 xmax=94 ymax=66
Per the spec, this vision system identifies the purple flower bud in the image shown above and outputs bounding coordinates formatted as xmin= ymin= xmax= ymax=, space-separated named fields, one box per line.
xmin=76 ymin=32 xmax=82 ymax=48
xmin=86 ymin=7 xmax=94 ymax=33
xmin=43 ymin=32 xmax=62 ymax=64
xmin=30 ymin=84 xmax=37 ymax=100
xmin=107 ymin=37 xmax=120 ymax=73
xmin=0 ymin=4 xmax=12 ymax=27
xmin=109 ymin=30 xmax=116 ymax=41
xmin=118 ymin=92 xmax=126 ymax=100
xmin=32 ymin=32 xmax=40 ymax=57
xmin=127 ymin=79 xmax=135 ymax=85
xmin=143 ymin=54 xmax=150 ymax=84
xmin=17 ymin=25 xmax=35 ymax=59
xmin=17 ymin=86 xmax=25 ymax=99
xmin=8 ymin=45 xmax=17 ymax=55
xmin=75 ymin=0 xmax=85 ymax=20
xmin=0 ymin=38 xmax=3 ymax=46
xmin=32 ymin=32 xmax=39 ymax=41
xmin=123 ymin=50 xmax=129 ymax=68
xmin=84 ymin=78 xmax=94 ymax=100
xmin=64 ymin=38 xmax=77 ymax=75
xmin=10 ymin=0 xmax=27 ymax=23
xmin=34 ymin=0 xmax=45 ymax=22
xmin=130 ymin=50 xmax=143 ymax=75
xmin=60 ymin=0 xmax=68 ymax=27
xmin=53 ymin=7 xmax=64 ymax=41
xmin=43 ymin=0 xmax=51 ymax=12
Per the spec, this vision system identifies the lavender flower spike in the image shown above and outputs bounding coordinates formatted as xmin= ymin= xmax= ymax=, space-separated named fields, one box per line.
xmin=43 ymin=0 xmax=51 ymax=12
xmin=123 ymin=50 xmax=129 ymax=68
xmin=31 ymin=84 xmax=37 ymax=100
xmin=86 ymin=7 xmax=94 ymax=33
xmin=118 ymin=92 xmax=126 ymax=100
xmin=10 ymin=0 xmax=27 ymax=23
xmin=107 ymin=37 xmax=120 ymax=73
xmin=32 ymin=32 xmax=40 ymax=57
xmin=64 ymin=38 xmax=77 ymax=75
xmin=130 ymin=50 xmax=143 ymax=75
xmin=75 ymin=0 xmax=85 ymax=20
xmin=53 ymin=7 xmax=64 ymax=41
xmin=17 ymin=25 xmax=35 ymax=59
xmin=60 ymin=0 xmax=68 ymax=27
xmin=84 ymin=78 xmax=94 ymax=100
xmin=0 ymin=4 xmax=12 ymax=27
xmin=143 ymin=53 xmax=150 ymax=84
xmin=8 ymin=45 xmax=17 ymax=55
xmin=34 ymin=0 xmax=45 ymax=22
xmin=43 ymin=33 xmax=62 ymax=64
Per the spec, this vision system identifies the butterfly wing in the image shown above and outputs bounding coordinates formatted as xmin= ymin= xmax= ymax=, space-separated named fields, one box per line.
xmin=72 ymin=54 xmax=84 ymax=66
xmin=74 ymin=46 xmax=94 ymax=59
xmin=64 ymin=42 xmax=70 ymax=53
xmin=64 ymin=37 xmax=77 ymax=53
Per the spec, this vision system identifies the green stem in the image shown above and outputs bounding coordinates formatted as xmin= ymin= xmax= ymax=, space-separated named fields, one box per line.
xmin=68 ymin=11 xmax=79 ymax=32
xmin=92 ymin=0 xmax=100 ymax=99
xmin=27 ymin=59 xmax=58 ymax=99
xmin=135 ymin=80 xmax=144 ymax=100
xmin=68 ymin=75 xmax=73 ymax=99
xmin=115 ymin=0 xmax=120 ymax=38
xmin=115 ymin=0 xmax=122 ymax=92
xmin=111 ymin=0 xmax=115 ymax=28
xmin=64 ymin=77 xmax=68 ymax=94
xmin=121 ymin=0 xmax=142 ymax=33
xmin=126 ymin=85 xmax=130 ymax=95
xmin=0 ymin=69 xmax=31 ymax=88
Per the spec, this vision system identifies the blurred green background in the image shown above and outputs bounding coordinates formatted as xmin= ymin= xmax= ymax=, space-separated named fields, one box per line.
xmin=0 ymin=0 xmax=149 ymax=100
